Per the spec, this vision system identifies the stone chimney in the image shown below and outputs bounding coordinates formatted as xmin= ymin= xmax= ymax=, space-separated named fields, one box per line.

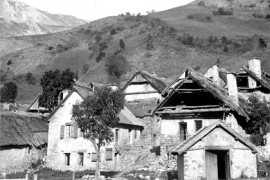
xmin=58 ymin=90 xmax=70 ymax=105
xmin=212 ymin=65 xmax=220 ymax=86
xmin=248 ymin=57 xmax=261 ymax=79
xmin=227 ymin=73 xmax=238 ymax=105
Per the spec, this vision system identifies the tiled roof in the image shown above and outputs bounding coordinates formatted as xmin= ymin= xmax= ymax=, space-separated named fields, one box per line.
xmin=125 ymin=100 xmax=158 ymax=117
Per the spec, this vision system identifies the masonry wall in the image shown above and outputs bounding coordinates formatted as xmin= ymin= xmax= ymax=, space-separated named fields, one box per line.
xmin=0 ymin=145 xmax=46 ymax=173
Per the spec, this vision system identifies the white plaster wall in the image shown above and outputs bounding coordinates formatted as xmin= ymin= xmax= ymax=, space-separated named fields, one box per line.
xmin=124 ymin=84 xmax=161 ymax=101
xmin=231 ymin=149 xmax=257 ymax=179
xmin=184 ymin=150 xmax=205 ymax=180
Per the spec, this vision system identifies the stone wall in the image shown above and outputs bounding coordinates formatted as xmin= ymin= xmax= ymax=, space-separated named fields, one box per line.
xmin=0 ymin=145 xmax=46 ymax=174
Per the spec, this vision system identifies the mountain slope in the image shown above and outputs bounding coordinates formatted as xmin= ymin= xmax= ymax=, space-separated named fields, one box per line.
xmin=0 ymin=0 xmax=87 ymax=37
xmin=0 ymin=0 xmax=270 ymax=104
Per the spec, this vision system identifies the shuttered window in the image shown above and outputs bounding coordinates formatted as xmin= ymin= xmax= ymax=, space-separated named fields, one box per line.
xmin=92 ymin=153 xmax=97 ymax=162
xmin=66 ymin=125 xmax=72 ymax=137
xmin=106 ymin=148 xmax=113 ymax=161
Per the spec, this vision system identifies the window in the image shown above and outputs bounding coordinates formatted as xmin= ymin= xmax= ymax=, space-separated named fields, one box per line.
xmin=66 ymin=125 xmax=72 ymax=138
xmin=106 ymin=148 xmax=113 ymax=161
xmin=134 ymin=130 xmax=137 ymax=139
xmin=179 ymin=122 xmax=187 ymax=142
xmin=128 ymin=129 xmax=132 ymax=144
xmin=236 ymin=76 xmax=248 ymax=87
xmin=195 ymin=120 xmax=203 ymax=131
xmin=78 ymin=153 xmax=84 ymax=166
xmin=65 ymin=153 xmax=70 ymax=166
xmin=92 ymin=153 xmax=97 ymax=162
xmin=115 ymin=129 xmax=119 ymax=145
xmin=27 ymin=147 xmax=31 ymax=154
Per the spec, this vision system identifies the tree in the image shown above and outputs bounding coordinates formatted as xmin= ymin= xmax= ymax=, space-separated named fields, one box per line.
xmin=245 ymin=95 xmax=270 ymax=146
xmin=0 ymin=81 xmax=18 ymax=103
xmin=26 ymin=72 xmax=36 ymax=85
xmin=258 ymin=38 xmax=267 ymax=49
xmin=72 ymin=87 xmax=125 ymax=180
xmin=39 ymin=69 xmax=76 ymax=111
xmin=105 ymin=54 xmax=129 ymax=84
xmin=119 ymin=39 xmax=125 ymax=49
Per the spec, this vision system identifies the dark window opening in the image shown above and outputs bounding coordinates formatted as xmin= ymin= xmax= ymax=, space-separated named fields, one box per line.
xmin=195 ymin=120 xmax=202 ymax=131
xmin=134 ymin=130 xmax=137 ymax=139
xmin=237 ymin=76 xmax=249 ymax=88
xmin=128 ymin=129 xmax=132 ymax=144
xmin=106 ymin=148 xmax=113 ymax=161
xmin=115 ymin=129 xmax=119 ymax=145
xmin=78 ymin=153 xmax=84 ymax=166
xmin=65 ymin=153 xmax=70 ymax=166
xmin=179 ymin=122 xmax=187 ymax=142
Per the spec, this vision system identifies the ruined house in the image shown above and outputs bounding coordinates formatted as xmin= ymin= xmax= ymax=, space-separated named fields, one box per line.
xmin=152 ymin=67 xmax=251 ymax=154
xmin=0 ymin=112 xmax=47 ymax=173
xmin=46 ymin=83 xmax=143 ymax=171
xmin=171 ymin=120 xmax=260 ymax=180
xmin=205 ymin=58 xmax=270 ymax=101
xmin=122 ymin=70 xmax=168 ymax=154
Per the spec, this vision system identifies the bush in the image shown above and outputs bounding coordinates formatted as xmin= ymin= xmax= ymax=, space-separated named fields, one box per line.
xmin=0 ymin=81 xmax=18 ymax=103
xmin=144 ymin=52 xmax=152 ymax=58
xmin=258 ymin=38 xmax=267 ymax=49
xmin=252 ymin=12 xmax=264 ymax=19
xmin=26 ymin=72 xmax=36 ymax=85
xmin=7 ymin=60 xmax=12 ymax=65
xmin=187 ymin=14 xmax=212 ymax=22
xmin=110 ymin=29 xmax=116 ymax=35
xmin=197 ymin=1 xmax=205 ymax=6
xmin=265 ymin=14 xmax=270 ymax=20
xmin=105 ymin=54 xmax=129 ymax=81
xmin=48 ymin=46 xmax=53 ymax=50
xmin=81 ymin=63 xmax=89 ymax=74
xmin=96 ymin=52 xmax=106 ymax=62
xmin=212 ymin=7 xmax=233 ymax=16
xmin=119 ymin=39 xmax=125 ymax=49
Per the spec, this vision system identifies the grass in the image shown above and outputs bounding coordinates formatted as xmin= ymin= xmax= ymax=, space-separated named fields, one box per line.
xmin=5 ymin=167 xmax=120 ymax=180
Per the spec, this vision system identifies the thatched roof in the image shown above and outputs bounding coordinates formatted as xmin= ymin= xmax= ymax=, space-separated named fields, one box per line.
xmin=122 ymin=70 xmax=167 ymax=93
xmin=27 ymin=91 xmax=49 ymax=112
xmin=118 ymin=107 xmax=144 ymax=127
xmin=153 ymin=68 xmax=250 ymax=119
xmin=171 ymin=120 xmax=260 ymax=155
xmin=0 ymin=112 xmax=48 ymax=147
xmin=125 ymin=100 xmax=158 ymax=117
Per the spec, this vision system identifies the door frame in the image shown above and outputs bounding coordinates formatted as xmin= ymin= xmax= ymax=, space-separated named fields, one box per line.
xmin=204 ymin=147 xmax=231 ymax=180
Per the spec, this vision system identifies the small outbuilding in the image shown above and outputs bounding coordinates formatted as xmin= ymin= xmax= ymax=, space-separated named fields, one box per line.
xmin=171 ymin=120 xmax=260 ymax=180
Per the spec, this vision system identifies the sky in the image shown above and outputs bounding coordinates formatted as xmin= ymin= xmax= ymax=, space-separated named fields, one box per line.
xmin=19 ymin=0 xmax=194 ymax=20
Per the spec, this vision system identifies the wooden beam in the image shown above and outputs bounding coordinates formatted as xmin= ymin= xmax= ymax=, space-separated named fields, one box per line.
xmin=156 ymin=108 xmax=230 ymax=114
xmin=159 ymin=105 xmax=222 ymax=110
xmin=175 ymin=89 xmax=205 ymax=92
xmin=124 ymin=91 xmax=157 ymax=95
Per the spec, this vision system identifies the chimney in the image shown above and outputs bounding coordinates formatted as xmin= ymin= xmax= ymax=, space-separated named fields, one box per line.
xmin=248 ymin=57 xmax=261 ymax=79
xmin=227 ymin=73 xmax=238 ymax=105
xmin=108 ymin=82 xmax=118 ymax=91
xmin=212 ymin=65 xmax=220 ymax=86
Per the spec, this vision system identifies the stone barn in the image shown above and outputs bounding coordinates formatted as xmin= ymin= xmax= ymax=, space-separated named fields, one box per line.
xmin=171 ymin=120 xmax=260 ymax=180
xmin=46 ymin=83 xmax=144 ymax=171
xmin=0 ymin=112 xmax=48 ymax=173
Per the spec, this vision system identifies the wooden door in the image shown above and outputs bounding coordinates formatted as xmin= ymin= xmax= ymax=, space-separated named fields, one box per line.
xmin=206 ymin=151 xmax=218 ymax=180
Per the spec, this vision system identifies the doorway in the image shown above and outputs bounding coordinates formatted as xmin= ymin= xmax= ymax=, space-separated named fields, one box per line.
xmin=179 ymin=122 xmax=187 ymax=142
xmin=205 ymin=150 xmax=230 ymax=180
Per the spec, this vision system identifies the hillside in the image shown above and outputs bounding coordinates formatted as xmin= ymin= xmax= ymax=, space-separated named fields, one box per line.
xmin=0 ymin=0 xmax=270 ymax=104
xmin=0 ymin=0 xmax=87 ymax=37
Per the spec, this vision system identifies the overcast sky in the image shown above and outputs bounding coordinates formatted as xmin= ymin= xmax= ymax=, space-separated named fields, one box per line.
xmin=19 ymin=0 xmax=194 ymax=20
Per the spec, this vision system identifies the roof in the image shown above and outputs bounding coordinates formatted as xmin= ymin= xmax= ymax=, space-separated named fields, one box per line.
xmin=153 ymin=68 xmax=250 ymax=120
xmin=241 ymin=66 xmax=270 ymax=91
xmin=171 ymin=120 xmax=260 ymax=155
xmin=122 ymin=70 xmax=167 ymax=93
xmin=0 ymin=112 xmax=48 ymax=147
xmin=118 ymin=107 xmax=144 ymax=127
xmin=27 ymin=91 xmax=49 ymax=112
xmin=125 ymin=100 xmax=158 ymax=117
xmin=47 ymin=84 xmax=143 ymax=127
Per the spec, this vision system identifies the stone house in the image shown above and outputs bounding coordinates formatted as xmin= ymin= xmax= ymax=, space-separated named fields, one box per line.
xmin=205 ymin=58 xmax=270 ymax=101
xmin=46 ymin=83 xmax=143 ymax=171
xmin=152 ymin=67 xmax=251 ymax=154
xmin=171 ymin=120 xmax=260 ymax=180
xmin=0 ymin=112 xmax=48 ymax=174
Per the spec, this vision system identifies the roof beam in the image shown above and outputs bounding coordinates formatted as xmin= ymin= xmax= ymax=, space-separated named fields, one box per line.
xmin=156 ymin=107 xmax=230 ymax=114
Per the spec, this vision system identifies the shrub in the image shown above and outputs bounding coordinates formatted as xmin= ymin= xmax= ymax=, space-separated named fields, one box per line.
xmin=144 ymin=52 xmax=152 ymax=58
xmin=119 ymin=39 xmax=125 ymax=49
xmin=252 ymin=12 xmax=264 ymax=19
xmin=146 ymin=34 xmax=154 ymax=50
xmin=0 ymin=81 xmax=18 ymax=103
xmin=212 ymin=7 xmax=233 ymax=16
xmin=110 ymin=29 xmax=116 ymax=35
xmin=187 ymin=14 xmax=212 ymax=22
xmin=7 ymin=60 xmax=12 ymax=65
xmin=96 ymin=52 xmax=106 ymax=62
xmin=265 ymin=14 xmax=270 ymax=20
xmin=197 ymin=1 xmax=205 ymax=6
xmin=105 ymin=54 xmax=129 ymax=81
xmin=48 ymin=46 xmax=53 ymax=50
xmin=82 ymin=63 xmax=89 ymax=74
xmin=26 ymin=72 xmax=36 ymax=85
xmin=99 ymin=42 xmax=108 ymax=51
xmin=258 ymin=38 xmax=267 ymax=49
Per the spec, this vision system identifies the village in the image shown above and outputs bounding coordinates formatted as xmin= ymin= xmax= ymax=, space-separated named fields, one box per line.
xmin=0 ymin=57 xmax=270 ymax=180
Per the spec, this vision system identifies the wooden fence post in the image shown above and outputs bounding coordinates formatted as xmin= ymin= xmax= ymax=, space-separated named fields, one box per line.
xmin=34 ymin=174 xmax=38 ymax=180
